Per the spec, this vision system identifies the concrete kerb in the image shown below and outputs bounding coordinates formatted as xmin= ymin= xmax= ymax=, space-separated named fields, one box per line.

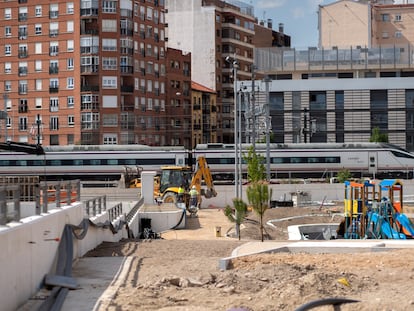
xmin=218 ymin=240 xmax=414 ymax=271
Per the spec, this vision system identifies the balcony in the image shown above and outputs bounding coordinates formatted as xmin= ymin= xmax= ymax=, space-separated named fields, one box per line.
xmin=49 ymin=11 xmax=59 ymax=19
xmin=49 ymin=66 xmax=59 ymax=74
xmin=120 ymin=66 xmax=133 ymax=74
xmin=18 ymin=67 xmax=28 ymax=76
xmin=80 ymin=8 xmax=98 ymax=17
xmin=81 ymin=29 xmax=99 ymax=35
xmin=49 ymin=86 xmax=59 ymax=93
xmin=18 ymin=87 xmax=28 ymax=95
xmin=81 ymin=85 xmax=99 ymax=92
xmin=49 ymin=30 xmax=59 ymax=37
xmin=18 ymin=13 xmax=27 ymax=21
xmin=121 ymin=85 xmax=134 ymax=93
xmin=18 ymin=51 xmax=28 ymax=58
xmin=81 ymin=65 xmax=99 ymax=73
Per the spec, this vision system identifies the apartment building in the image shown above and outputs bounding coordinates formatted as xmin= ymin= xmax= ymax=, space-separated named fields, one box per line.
xmin=318 ymin=0 xmax=414 ymax=49
xmin=0 ymin=1 xmax=82 ymax=145
xmin=191 ymin=81 xmax=217 ymax=147
xmin=165 ymin=48 xmax=192 ymax=148
xmin=0 ymin=0 xmax=194 ymax=147
xmin=166 ymin=0 xmax=289 ymax=144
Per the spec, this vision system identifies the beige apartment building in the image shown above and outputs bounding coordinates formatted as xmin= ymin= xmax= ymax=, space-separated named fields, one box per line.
xmin=319 ymin=0 xmax=414 ymax=49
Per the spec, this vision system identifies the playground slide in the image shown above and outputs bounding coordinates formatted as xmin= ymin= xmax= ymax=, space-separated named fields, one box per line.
xmin=395 ymin=214 xmax=414 ymax=237
xmin=369 ymin=212 xmax=406 ymax=239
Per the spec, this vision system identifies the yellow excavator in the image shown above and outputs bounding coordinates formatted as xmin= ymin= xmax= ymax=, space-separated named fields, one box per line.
xmin=155 ymin=156 xmax=217 ymax=216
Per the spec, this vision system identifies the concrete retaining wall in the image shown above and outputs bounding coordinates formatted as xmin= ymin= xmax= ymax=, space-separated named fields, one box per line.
xmin=0 ymin=201 xmax=132 ymax=311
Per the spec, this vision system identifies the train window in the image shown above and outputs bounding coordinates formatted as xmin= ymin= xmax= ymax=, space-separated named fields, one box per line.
xmin=15 ymin=160 xmax=28 ymax=166
xmin=31 ymin=160 xmax=44 ymax=166
xmin=391 ymin=151 xmax=414 ymax=159
xmin=0 ymin=160 xmax=11 ymax=166
xmin=325 ymin=157 xmax=340 ymax=163
xmin=290 ymin=157 xmax=306 ymax=164
xmin=73 ymin=160 xmax=83 ymax=166
xmin=107 ymin=159 xmax=118 ymax=165
xmin=89 ymin=159 xmax=101 ymax=165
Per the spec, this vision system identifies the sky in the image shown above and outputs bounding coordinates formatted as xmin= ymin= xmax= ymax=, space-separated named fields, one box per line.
xmin=245 ymin=0 xmax=337 ymax=49
xmin=245 ymin=0 xmax=409 ymax=49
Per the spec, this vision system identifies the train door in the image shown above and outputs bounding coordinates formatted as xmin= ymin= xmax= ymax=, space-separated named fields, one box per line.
xmin=368 ymin=152 xmax=378 ymax=178
xmin=175 ymin=153 xmax=186 ymax=166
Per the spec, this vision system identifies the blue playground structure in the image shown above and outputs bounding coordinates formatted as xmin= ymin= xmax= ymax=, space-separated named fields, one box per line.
xmin=340 ymin=179 xmax=414 ymax=239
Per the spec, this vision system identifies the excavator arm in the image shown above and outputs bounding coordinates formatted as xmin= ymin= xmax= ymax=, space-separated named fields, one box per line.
xmin=190 ymin=156 xmax=217 ymax=199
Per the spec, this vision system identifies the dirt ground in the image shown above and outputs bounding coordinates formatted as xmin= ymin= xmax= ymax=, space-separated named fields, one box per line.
xmin=84 ymin=205 xmax=414 ymax=311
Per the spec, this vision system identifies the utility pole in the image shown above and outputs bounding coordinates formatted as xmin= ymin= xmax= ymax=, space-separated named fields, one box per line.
xmin=251 ymin=66 xmax=256 ymax=152
xmin=264 ymin=76 xmax=271 ymax=182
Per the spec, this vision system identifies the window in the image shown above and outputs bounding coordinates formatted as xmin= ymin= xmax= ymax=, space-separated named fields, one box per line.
xmin=35 ymin=79 xmax=42 ymax=90
xmin=68 ymin=115 xmax=74 ymax=126
xmin=103 ymin=134 xmax=117 ymax=144
xmin=67 ymin=40 xmax=74 ymax=52
xmin=35 ymin=60 xmax=42 ymax=72
xmin=4 ymin=62 xmax=11 ymax=73
xmin=49 ymin=97 xmax=59 ymax=112
xmin=67 ymin=21 xmax=74 ymax=33
xmin=381 ymin=14 xmax=390 ymax=22
xmin=4 ymin=81 xmax=11 ymax=92
xmin=19 ymin=99 xmax=28 ymax=113
xmin=395 ymin=31 xmax=402 ymax=38
xmin=102 ymin=0 xmax=117 ymax=13
xmin=49 ymin=22 xmax=59 ymax=37
xmin=67 ymin=58 xmax=74 ymax=70
xmin=395 ymin=14 xmax=402 ymax=22
xmin=35 ymin=98 xmax=42 ymax=109
xmin=35 ymin=24 xmax=42 ymax=35
xmin=102 ymin=57 xmax=117 ymax=70
xmin=19 ymin=117 xmax=28 ymax=131
xmin=67 ymin=96 xmax=74 ymax=108
xmin=102 ymin=39 xmax=117 ymax=51
xmin=35 ymin=5 xmax=42 ymax=17
xmin=5 ymin=26 xmax=11 ymax=37
xmin=382 ymin=32 xmax=389 ymax=39
xmin=4 ymin=8 xmax=11 ymax=20
xmin=67 ymin=77 xmax=74 ymax=89
xmin=67 ymin=3 xmax=74 ymax=14
xmin=49 ymin=4 xmax=59 ymax=19
xmin=49 ymin=42 xmax=59 ymax=56
xmin=102 ymin=19 xmax=117 ymax=32
xmin=19 ymin=44 xmax=27 ymax=58
xmin=50 ymin=116 xmax=59 ymax=130
xmin=19 ymin=80 xmax=28 ymax=94
xmin=19 ymin=7 xmax=28 ymax=21
xmin=102 ymin=76 xmax=117 ymax=88
xmin=35 ymin=42 xmax=42 ymax=54
xmin=19 ymin=25 xmax=27 ymax=39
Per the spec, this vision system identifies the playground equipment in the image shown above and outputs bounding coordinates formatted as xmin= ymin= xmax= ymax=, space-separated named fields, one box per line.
xmin=340 ymin=179 xmax=414 ymax=239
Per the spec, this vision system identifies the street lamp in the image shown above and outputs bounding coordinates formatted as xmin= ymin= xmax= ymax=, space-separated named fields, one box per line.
xmin=226 ymin=55 xmax=240 ymax=199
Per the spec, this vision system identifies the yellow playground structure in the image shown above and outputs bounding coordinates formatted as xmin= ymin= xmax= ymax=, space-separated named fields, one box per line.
xmin=340 ymin=179 xmax=414 ymax=239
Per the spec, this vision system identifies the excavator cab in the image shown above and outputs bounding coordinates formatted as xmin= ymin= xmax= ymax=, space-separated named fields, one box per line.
xmin=155 ymin=156 xmax=217 ymax=216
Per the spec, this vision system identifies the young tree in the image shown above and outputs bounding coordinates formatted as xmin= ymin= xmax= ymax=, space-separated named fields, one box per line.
xmin=243 ymin=146 xmax=266 ymax=183
xmin=246 ymin=182 xmax=272 ymax=242
xmin=244 ymin=146 xmax=272 ymax=242
xmin=370 ymin=127 xmax=388 ymax=143
xmin=224 ymin=198 xmax=248 ymax=240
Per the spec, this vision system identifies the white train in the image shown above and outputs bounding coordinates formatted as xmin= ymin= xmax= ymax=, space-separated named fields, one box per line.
xmin=193 ymin=142 xmax=414 ymax=180
xmin=0 ymin=144 xmax=188 ymax=181
xmin=0 ymin=142 xmax=413 ymax=181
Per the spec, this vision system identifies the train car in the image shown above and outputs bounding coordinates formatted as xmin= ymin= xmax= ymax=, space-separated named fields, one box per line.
xmin=0 ymin=144 xmax=188 ymax=181
xmin=194 ymin=142 xmax=414 ymax=180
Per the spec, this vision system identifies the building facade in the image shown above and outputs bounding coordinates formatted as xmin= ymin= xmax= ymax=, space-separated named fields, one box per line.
xmin=166 ymin=0 xmax=289 ymax=144
xmin=191 ymin=81 xmax=217 ymax=147
xmin=319 ymin=0 xmax=414 ymax=49
xmin=0 ymin=0 xmax=200 ymax=147
xmin=251 ymin=44 xmax=414 ymax=150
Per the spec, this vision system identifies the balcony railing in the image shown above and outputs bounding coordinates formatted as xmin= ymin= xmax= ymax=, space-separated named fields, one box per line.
xmin=81 ymin=85 xmax=99 ymax=92
xmin=49 ymin=86 xmax=59 ymax=93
